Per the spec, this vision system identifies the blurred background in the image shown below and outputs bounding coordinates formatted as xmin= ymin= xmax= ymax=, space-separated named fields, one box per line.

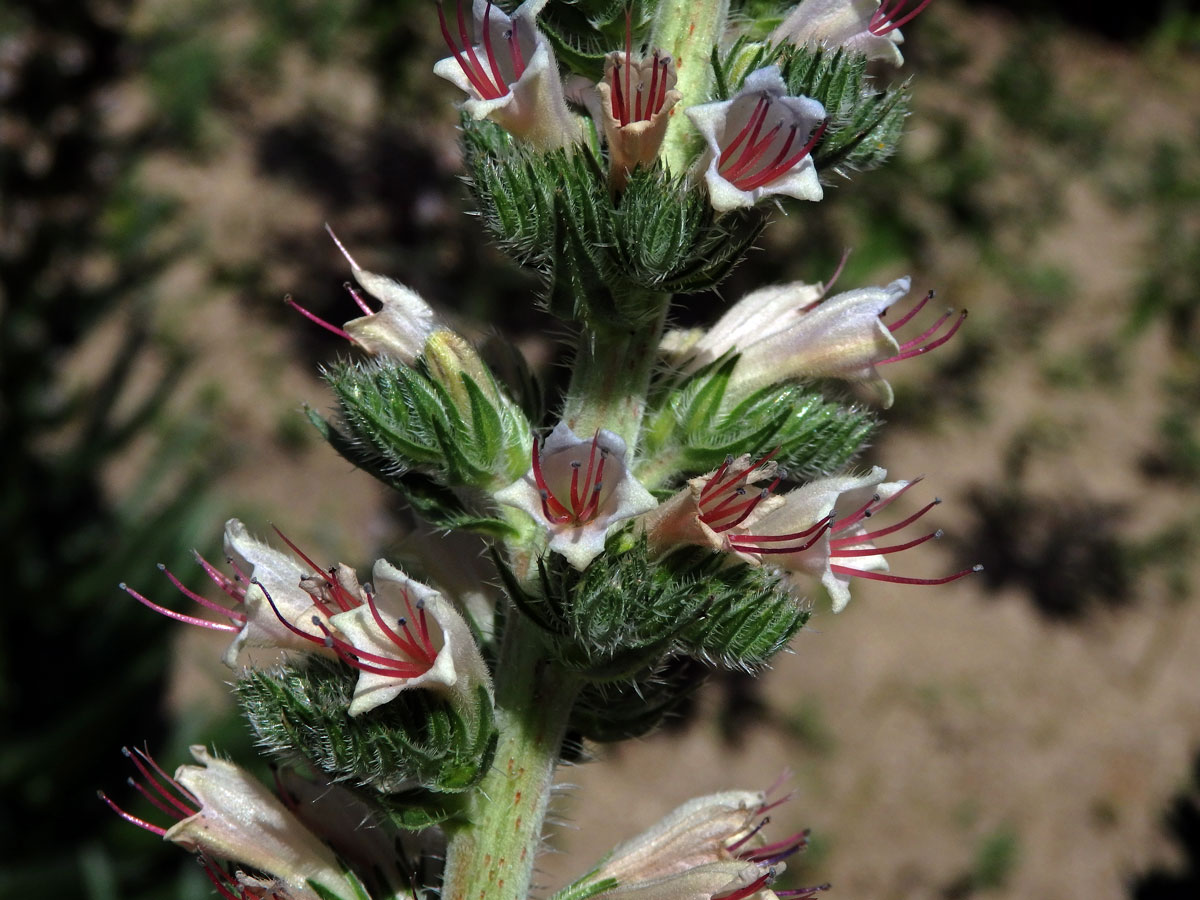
xmin=2 ymin=1 xmax=1199 ymax=898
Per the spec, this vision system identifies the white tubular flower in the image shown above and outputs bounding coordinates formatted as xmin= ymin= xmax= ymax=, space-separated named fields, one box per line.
xmin=729 ymin=467 xmax=979 ymax=612
xmin=662 ymin=281 xmax=827 ymax=371
xmin=434 ymin=0 xmax=580 ymax=150
xmin=328 ymin=227 xmax=442 ymax=364
xmin=770 ymin=0 xmax=932 ymax=67
xmin=221 ymin=519 xmax=334 ymax=667
xmin=576 ymin=790 xmax=815 ymax=900
xmin=594 ymin=45 xmax=682 ymax=190
xmin=102 ymin=746 xmax=359 ymax=900
xmin=494 ymin=422 xmax=658 ymax=570
xmin=730 ymin=277 xmax=909 ymax=407
xmin=327 ymin=559 xmax=492 ymax=717
xmin=642 ymin=455 xmax=785 ymax=557
xmin=667 ymin=275 xmax=967 ymax=409
xmin=686 ymin=67 xmax=826 ymax=213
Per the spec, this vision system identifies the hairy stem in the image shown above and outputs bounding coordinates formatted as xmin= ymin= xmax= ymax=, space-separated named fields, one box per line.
xmin=441 ymin=615 xmax=581 ymax=900
xmin=562 ymin=301 xmax=670 ymax=453
xmin=652 ymin=0 xmax=730 ymax=173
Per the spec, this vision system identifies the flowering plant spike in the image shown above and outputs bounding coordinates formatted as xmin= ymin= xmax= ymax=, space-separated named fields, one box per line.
xmin=107 ymin=2 xmax=980 ymax=899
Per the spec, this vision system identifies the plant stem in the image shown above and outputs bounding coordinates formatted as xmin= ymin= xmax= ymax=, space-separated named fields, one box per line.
xmin=441 ymin=615 xmax=581 ymax=900
xmin=562 ymin=302 xmax=670 ymax=452
xmin=652 ymin=0 xmax=730 ymax=173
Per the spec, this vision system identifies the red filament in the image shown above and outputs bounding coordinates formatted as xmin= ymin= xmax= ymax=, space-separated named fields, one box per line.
xmin=870 ymin=0 xmax=933 ymax=36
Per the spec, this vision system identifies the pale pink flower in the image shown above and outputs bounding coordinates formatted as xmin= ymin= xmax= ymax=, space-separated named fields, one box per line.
xmin=729 ymin=466 xmax=980 ymax=612
xmin=686 ymin=67 xmax=827 ymax=213
xmin=433 ymin=0 xmax=580 ymax=150
xmin=102 ymin=746 xmax=359 ymax=900
xmin=494 ymin=422 xmax=658 ymax=569
xmin=770 ymin=0 xmax=933 ymax=67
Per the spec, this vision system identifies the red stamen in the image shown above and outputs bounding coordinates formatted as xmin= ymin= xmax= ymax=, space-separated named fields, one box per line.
xmin=437 ymin=3 xmax=494 ymax=99
xmin=719 ymin=101 xmax=771 ymax=177
xmin=656 ymin=56 xmax=669 ymax=110
xmin=895 ymin=308 xmax=956 ymax=353
xmin=456 ymin=0 xmax=503 ymax=98
xmin=98 ymin=792 xmax=168 ymax=837
xmin=870 ymin=0 xmax=933 ymax=36
xmin=647 ymin=52 xmax=661 ymax=118
xmin=701 ymin=449 xmax=780 ymax=508
xmin=577 ymin=451 xmax=607 ymax=521
xmin=820 ymin=247 xmax=852 ymax=298
xmin=699 ymin=455 xmax=735 ymax=503
xmin=885 ymin=289 xmax=932 ymax=331
xmin=722 ymin=119 xmax=785 ymax=185
xmin=507 ymin=27 xmax=526 ymax=81
xmin=311 ymin=616 xmax=431 ymax=677
xmin=344 ymin=281 xmax=373 ymax=315
xmin=718 ymin=97 xmax=768 ymax=169
xmin=624 ymin=7 xmax=633 ymax=125
xmin=831 ymin=498 xmax=939 ymax=546
xmin=833 ymin=528 xmax=941 ymax=558
xmin=123 ymin=747 xmax=198 ymax=815
xmin=715 ymin=869 xmax=776 ymax=900
xmin=729 ymin=518 xmax=832 ymax=555
xmin=881 ymin=310 xmax=967 ymax=364
xmin=366 ymin=591 xmax=425 ymax=661
xmin=830 ymin=563 xmax=982 ymax=585
xmin=481 ymin=3 xmax=506 ymax=96
xmin=270 ymin=525 xmax=360 ymax=613
xmin=120 ymin=583 xmax=241 ymax=632
xmin=727 ymin=816 xmax=770 ymax=852
xmin=709 ymin=487 xmax=776 ymax=532
xmin=193 ymin=551 xmax=243 ymax=601
xmin=259 ymin=581 xmax=327 ymax=646
xmin=413 ymin=599 xmax=434 ymax=656
xmin=532 ymin=439 xmax=573 ymax=520
xmin=159 ymin=564 xmax=248 ymax=622
xmin=741 ymin=831 xmax=810 ymax=864
xmin=735 ymin=118 xmax=827 ymax=193
xmin=128 ymin=778 xmax=184 ymax=821
xmin=284 ymin=295 xmax=352 ymax=342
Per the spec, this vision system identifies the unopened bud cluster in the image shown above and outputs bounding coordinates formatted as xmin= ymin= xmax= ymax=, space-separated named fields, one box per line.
xmin=103 ymin=3 xmax=980 ymax=900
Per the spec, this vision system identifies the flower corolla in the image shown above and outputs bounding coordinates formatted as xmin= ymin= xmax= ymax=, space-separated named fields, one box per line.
xmin=434 ymin=0 xmax=579 ymax=150
xmin=729 ymin=467 xmax=979 ymax=612
xmin=494 ymin=422 xmax=657 ymax=569
xmin=327 ymin=559 xmax=492 ymax=717
xmin=594 ymin=46 xmax=682 ymax=190
xmin=686 ymin=67 xmax=826 ymax=213
xmin=770 ymin=0 xmax=932 ymax=67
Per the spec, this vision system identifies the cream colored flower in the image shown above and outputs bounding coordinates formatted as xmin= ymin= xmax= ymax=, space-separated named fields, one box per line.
xmin=222 ymin=519 xmax=333 ymax=667
xmin=571 ymin=789 xmax=811 ymax=900
xmin=729 ymin=467 xmax=978 ymax=612
xmin=642 ymin=455 xmax=784 ymax=556
xmin=165 ymin=747 xmax=359 ymax=900
xmin=594 ymin=48 xmax=682 ymax=190
xmin=494 ymin=422 xmax=658 ymax=569
xmin=686 ymin=67 xmax=826 ymax=213
xmin=433 ymin=0 xmax=580 ymax=150
xmin=328 ymin=559 xmax=492 ymax=717
xmin=770 ymin=0 xmax=931 ymax=67
xmin=326 ymin=226 xmax=442 ymax=364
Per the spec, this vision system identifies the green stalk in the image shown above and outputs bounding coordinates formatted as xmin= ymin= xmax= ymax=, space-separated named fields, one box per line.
xmin=652 ymin=0 xmax=730 ymax=173
xmin=562 ymin=301 xmax=670 ymax=453
xmin=441 ymin=615 xmax=581 ymax=900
